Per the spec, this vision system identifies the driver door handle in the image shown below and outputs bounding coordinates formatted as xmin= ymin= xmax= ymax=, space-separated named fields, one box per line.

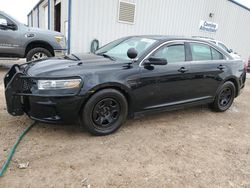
xmin=178 ymin=67 xmax=188 ymax=73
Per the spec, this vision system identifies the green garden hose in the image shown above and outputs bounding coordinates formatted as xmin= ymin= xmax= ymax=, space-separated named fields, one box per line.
xmin=0 ymin=121 xmax=36 ymax=177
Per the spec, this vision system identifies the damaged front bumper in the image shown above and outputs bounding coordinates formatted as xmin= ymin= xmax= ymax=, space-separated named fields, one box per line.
xmin=4 ymin=64 xmax=84 ymax=124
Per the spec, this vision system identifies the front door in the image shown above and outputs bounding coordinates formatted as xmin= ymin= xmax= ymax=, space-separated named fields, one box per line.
xmin=134 ymin=42 xmax=193 ymax=111
xmin=0 ymin=14 xmax=20 ymax=57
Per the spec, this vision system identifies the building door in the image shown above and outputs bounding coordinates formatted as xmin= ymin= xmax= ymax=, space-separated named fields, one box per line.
xmin=54 ymin=1 xmax=61 ymax=32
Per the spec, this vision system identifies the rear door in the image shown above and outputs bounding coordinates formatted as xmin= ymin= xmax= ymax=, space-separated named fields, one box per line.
xmin=187 ymin=42 xmax=228 ymax=99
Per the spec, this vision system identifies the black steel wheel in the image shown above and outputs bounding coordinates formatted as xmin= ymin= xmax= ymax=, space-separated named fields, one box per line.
xmin=211 ymin=81 xmax=236 ymax=112
xmin=92 ymin=98 xmax=121 ymax=128
xmin=81 ymin=89 xmax=128 ymax=135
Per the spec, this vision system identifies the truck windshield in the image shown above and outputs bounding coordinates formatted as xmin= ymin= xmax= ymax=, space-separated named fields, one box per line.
xmin=95 ymin=37 xmax=157 ymax=60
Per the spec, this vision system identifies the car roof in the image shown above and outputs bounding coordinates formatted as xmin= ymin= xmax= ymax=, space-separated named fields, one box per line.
xmin=127 ymin=35 xmax=219 ymax=43
xmin=126 ymin=35 xmax=232 ymax=59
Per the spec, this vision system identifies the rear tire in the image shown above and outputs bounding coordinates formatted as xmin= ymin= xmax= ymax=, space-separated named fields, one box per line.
xmin=81 ymin=89 xmax=128 ymax=136
xmin=211 ymin=81 xmax=236 ymax=112
xmin=26 ymin=47 xmax=52 ymax=62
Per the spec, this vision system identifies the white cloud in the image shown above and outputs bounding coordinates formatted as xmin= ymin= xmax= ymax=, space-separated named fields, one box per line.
xmin=0 ymin=0 xmax=39 ymax=24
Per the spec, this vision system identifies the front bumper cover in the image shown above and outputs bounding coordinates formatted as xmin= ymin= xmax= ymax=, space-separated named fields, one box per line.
xmin=54 ymin=49 xmax=67 ymax=57
xmin=4 ymin=64 xmax=84 ymax=124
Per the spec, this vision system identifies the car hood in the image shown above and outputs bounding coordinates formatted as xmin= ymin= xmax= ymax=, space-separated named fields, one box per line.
xmin=26 ymin=53 xmax=126 ymax=77
xmin=24 ymin=26 xmax=63 ymax=36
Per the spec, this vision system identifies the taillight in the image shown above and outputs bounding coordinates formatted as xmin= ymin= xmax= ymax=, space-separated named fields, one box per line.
xmin=248 ymin=57 xmax=250 ymax=66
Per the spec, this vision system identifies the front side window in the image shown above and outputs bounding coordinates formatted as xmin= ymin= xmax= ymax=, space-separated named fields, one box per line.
xmin=190 ymin=43 xmax=212 ymax=61
xmin=151 ymin=44 xmax=185 ymax=63
xmin=95 ymin=37 xmax=157 ymax=60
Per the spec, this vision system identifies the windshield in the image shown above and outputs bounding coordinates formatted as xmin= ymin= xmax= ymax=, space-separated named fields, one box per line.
xmin=95 ymin=37 xmax=157 ymax=60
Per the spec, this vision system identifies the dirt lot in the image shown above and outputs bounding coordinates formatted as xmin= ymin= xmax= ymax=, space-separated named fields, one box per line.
xmin=0 ymin=63 xmax=250 ymax=188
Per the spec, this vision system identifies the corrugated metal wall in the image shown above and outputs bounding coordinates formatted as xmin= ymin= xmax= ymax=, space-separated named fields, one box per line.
xmin=28 ymin=0 xmax=68 ymax=35
xmin=70 ymin=0 xmax=250 ymax=60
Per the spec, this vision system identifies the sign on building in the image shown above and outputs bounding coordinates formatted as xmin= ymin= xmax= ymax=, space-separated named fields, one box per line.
xmin=199 ymin=20 xmax=218 ymax=33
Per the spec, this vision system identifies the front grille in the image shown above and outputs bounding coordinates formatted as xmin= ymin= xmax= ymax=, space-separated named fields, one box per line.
xmin=21 ymin=78 xmax=33 ymax=93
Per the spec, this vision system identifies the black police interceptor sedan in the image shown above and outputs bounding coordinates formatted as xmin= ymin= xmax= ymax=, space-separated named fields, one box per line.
xmin=4 ymin=36 xmax=246 ymax=135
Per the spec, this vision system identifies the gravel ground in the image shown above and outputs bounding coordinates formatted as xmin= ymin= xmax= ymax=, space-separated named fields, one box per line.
xmin=0 ymin=62 xmax=250 ymax=188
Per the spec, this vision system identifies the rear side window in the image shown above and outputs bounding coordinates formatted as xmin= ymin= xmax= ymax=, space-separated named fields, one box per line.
xmin=190 ymin=43 xmax=224 ymax=61
xmin=190 ymin=43 xmax=211 ymax=61
xmin=152 ymin=44 xmax=185 ymax=63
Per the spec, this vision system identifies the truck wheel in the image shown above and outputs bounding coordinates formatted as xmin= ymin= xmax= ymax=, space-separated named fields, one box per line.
xmin=26 ymin=47 xmax=52 ymax=62
xmin=211 ymin=81 xmax=236 ymax=112
xmin=81 ymin=89 xmax=128 ymax=136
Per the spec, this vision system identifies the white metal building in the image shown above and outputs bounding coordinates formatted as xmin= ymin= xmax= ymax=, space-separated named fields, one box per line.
xmin=28 ymin=0 xmax=250 ymax=60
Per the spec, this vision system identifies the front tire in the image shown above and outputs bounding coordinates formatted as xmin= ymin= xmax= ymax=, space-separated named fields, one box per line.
xmin=81 ymin=89 xmax=128 ymax=136
xmin=26 ymin=47 xmax=52 ymax=62
xmin=211 ymin=81 xmax=236 ymax=112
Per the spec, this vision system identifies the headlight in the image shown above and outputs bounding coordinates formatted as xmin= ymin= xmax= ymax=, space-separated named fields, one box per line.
xmin=38 ymin=79 xmax=82 ymax=90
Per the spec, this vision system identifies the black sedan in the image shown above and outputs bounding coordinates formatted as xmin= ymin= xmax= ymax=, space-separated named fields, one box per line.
xmin=4 ymin=36 xmax=246 ymax=135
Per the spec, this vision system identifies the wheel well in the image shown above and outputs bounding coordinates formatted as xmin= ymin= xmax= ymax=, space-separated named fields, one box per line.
xmin=25 ymin=41 xmax=54 ymax=56
xmin=79 ymin=86 xmax=133 ymax=117
xmin=225 ymin=78 xmax=239 ymax=97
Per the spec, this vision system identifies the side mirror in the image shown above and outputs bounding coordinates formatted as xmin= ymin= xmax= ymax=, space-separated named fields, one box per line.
xmin=0 ymin=18 xmax=7 ymax=26
xmin=127 ymin=48 xmax=138 ymax=59
xmin=228 ymin=49 xmax=233 ymax=53
xmin=144 ymin=57 xmax=168 ymax=66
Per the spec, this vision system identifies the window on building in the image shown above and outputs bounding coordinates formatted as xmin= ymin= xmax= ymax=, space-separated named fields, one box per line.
xmin=152 ymin=44 xmax=185 ymax=63
xmin=118 ymin=1 xmax=136 ymax=24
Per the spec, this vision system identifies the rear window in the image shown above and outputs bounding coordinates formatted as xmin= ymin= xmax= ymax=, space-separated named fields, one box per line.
xmin=218 ymin=42 xmax=229 ymax=52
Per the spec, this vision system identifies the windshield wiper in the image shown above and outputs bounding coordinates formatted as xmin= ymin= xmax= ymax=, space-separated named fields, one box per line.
xmin=96 ymin=52 xmax=116 ymax=61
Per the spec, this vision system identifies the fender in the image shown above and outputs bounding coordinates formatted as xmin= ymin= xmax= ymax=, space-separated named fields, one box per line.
xmin=215 ymin=75 xmax=240 ymax=98
xmin=80 ymin=82 xmax=136 ymax=117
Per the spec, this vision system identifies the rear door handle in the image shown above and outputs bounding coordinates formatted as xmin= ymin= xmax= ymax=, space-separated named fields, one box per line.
xmin=217 ymin=65 xmax=226 ymax=70
xmin=178 ymin=67 xmax=188 ymax=73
